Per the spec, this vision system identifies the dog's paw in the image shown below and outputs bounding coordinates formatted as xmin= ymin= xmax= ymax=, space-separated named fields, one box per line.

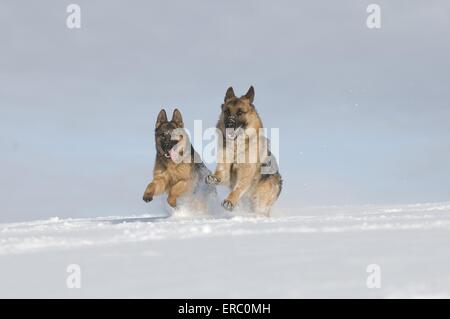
xmin=167 ymin=196 xmax=177 ymax=208
xmin=221 ymin=199 xmax=234 ymax=211
xmin=143 ymin=192 xmax=154 ymax=203
xmin=205 ymin=175 xmax=221 ymax=185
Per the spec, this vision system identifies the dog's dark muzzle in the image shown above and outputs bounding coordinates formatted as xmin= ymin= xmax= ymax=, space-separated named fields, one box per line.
xmin=160 ymin=140 xmax=177 ymax=157
xmin=163 ymin=141 xmax=176 ymax=151
xmin=225 ymin=117 xmax=237 ymax=129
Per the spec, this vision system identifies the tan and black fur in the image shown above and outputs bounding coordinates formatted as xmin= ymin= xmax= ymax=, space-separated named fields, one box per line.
xmin=143 ymin=109 xmax=215 ymax=210
xmin=206 ymin=86 xmax=282 ymax=216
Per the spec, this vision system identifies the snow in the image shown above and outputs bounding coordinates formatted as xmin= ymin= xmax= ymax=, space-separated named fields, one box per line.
xmin=1 ymin=202 xmax=450 ymax=298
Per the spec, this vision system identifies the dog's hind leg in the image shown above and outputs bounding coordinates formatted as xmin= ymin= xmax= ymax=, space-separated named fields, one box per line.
xmin=251 ymin=176 xmax=281 ymax=217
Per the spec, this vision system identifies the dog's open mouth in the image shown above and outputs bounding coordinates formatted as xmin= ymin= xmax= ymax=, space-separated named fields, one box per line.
xmin=164 ymin=147 xmax=183 ymax=162
xmin=225 ymin=126 xmax=243 ymax=140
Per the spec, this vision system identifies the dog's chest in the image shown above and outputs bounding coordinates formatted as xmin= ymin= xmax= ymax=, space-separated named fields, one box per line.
xmin=166 ymin=163 xmax=192 ymax=184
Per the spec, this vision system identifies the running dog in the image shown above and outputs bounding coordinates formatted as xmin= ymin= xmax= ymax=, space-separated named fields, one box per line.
xmin=205 ymin=86 xmax=282 ymax=216
xmin=143 ymin=109 xmax=216 ymax=211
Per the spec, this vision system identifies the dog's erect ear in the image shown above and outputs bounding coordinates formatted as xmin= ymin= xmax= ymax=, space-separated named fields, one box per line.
xmin=155 ymin=109 xmax=168 ymax=129
xmin=171 ymin=108 xmax=184 ymax=128
xmin=224 ymin=87 xmax=236 ymax=102
xmin=243 ymin=86 xmax=255 ymax=103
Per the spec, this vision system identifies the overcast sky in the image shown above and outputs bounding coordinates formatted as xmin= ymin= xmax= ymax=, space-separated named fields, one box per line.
xmin=1 ymin=1 xmax=449 ymax=222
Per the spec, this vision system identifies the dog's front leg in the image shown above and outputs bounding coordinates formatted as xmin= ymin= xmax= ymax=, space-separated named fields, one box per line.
xmin=222 ymin=165 xmax=256 ymax=211
xmin=143 ymin=175 xmax=169 ymax=202
xmin=167 ymin=180 xmax=189 ymax=208
xmin=206 ymin=162 xmax=231 ymax=186
xmin=206 ymin=145 xmax=232 ymax=185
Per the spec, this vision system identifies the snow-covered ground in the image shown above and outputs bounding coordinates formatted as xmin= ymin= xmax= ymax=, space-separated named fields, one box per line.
xmin=1 ymin=202 xmax=450 ymax=298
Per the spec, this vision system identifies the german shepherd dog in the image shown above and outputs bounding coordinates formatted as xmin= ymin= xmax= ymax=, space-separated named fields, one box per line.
xmin=205 ymin=86 xmax=282 ymax=216
xmin=143 ymin=109 xmax=215 ymax=211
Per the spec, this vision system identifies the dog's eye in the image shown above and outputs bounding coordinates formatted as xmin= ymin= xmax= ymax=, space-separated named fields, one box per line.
xmin=237 ymin=110 xmax=243 ymax=116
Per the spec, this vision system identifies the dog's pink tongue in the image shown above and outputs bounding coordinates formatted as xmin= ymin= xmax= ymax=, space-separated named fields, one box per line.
xmin=169 ymin=148 xmax=177 ymax=161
